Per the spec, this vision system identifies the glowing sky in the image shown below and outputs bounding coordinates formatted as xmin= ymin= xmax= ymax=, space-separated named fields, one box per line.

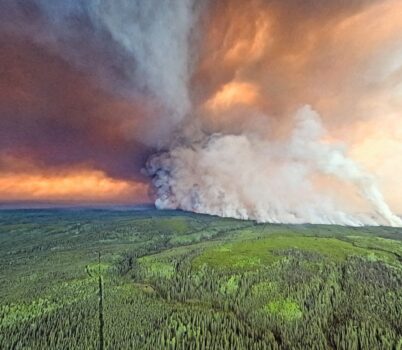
xmin=1 ymin=0 xmax=402 ymax=213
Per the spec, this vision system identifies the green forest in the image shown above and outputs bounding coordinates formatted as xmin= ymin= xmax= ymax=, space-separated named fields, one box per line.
xmin=0 ymin=208 xmax=401 ymax=349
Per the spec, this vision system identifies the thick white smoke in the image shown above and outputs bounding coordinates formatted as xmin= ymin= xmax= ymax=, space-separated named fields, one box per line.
xmin=147 ymin=106 xmax=402 ymax=227
xmin=81 ymin=0 xmax=401 ymax=227
xmin=29 ymin=0 xmax=400 ymax=226
xmin=2 ymin=0 xmax=401 ymax=223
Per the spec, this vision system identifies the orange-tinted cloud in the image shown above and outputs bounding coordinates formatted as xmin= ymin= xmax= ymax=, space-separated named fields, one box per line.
xmin=1 ymin=0 xmax=402 ymax=211
xmin=190 ymin=0 xmax=402 ymax=213
xmin=0 ymin=153 xmax=148 ymax=203
xmin=0 ymin=34 xmax=152 ymax=177
xmin=205 ymin=81 xmax=260 ymax=112
xmin=0 ymin=169 xmax=148 ymax=203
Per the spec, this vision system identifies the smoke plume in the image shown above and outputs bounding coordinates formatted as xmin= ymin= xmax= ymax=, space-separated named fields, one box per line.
xmin=147 ymin=106 xmax=401 ymax=226
xmin=1 ymin=0 xmax=401 ymax=225
xmin=145 ymin=0 xmax=402 ymax=227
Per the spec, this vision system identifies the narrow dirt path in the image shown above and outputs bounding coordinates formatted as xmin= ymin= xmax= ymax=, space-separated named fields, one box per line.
xmin=98 ymin=251 xmax=104 ymax=350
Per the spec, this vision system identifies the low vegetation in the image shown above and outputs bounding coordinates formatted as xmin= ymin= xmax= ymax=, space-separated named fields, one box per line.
xmin=0 ymin=209 xmax=401 ymax=349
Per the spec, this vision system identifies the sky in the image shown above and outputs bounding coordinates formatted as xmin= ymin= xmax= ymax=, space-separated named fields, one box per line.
xmin=0 ymin=1 xmax=401 ymax=224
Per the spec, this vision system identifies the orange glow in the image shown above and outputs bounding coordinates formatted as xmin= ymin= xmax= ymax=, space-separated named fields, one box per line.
xmin=0 ymin=169 xmax=148 ymax=203
xmin=1 ymin=0 xmax=402 ymax=209
xmin=223 ymin=15 xmax=272 ymax=65
xmin=205 ymin=81 xmax=260 ymax=112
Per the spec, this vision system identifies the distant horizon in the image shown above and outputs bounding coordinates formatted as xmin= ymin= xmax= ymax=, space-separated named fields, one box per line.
xmin=1 ymin=203 xmax=401 ymax=229
xmin=1 ymin=1 xmax=402 ymax=227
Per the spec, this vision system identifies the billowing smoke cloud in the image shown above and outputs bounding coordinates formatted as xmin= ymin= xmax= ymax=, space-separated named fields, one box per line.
xmin=1 ymin=0 xmax=401 ymax=225
xmin=147 ymin=106 xmax=401 ymax=226
xmin=145 ymin=0 xmax=402 ymax=227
